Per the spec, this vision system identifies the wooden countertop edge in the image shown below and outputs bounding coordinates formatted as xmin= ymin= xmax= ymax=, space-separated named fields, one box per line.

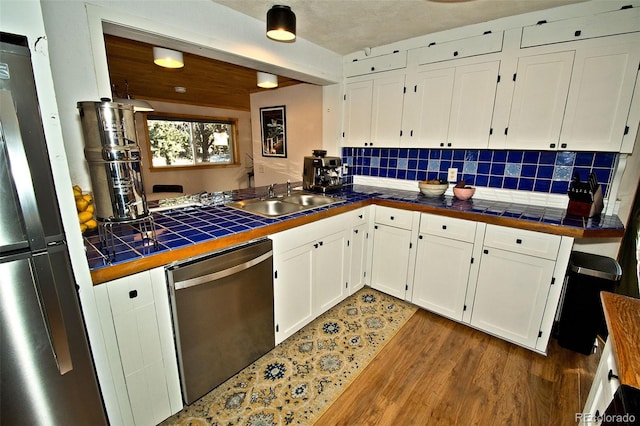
xmin=91 ymin=197 xmax=623 ymax=285
xmin=601 ymin=291 xmax=640 ymax=390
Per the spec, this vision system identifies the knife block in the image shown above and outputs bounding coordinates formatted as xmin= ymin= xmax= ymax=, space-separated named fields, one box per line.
xmin=567 ymin=185 xmax=604 ymax=218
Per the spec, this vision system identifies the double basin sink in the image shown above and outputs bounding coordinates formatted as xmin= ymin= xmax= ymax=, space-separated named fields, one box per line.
xmin=227 ymin=192 xmax=344 ymax=218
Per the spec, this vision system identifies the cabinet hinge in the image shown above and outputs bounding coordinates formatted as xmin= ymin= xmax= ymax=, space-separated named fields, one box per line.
xmin=400 ymin=130 xmax=403 ymax=137
xmin=621 ymin=4 xmax=633 ymax=10
xmin=504 ymin=127 xmax=509 ymax=135
xmin=410 ymin=130 xmax=414 ymax=137
xmin=497 ymin=74 xmax=501 ymax=83
xmin=624 ymin=125 xmax=630 ymax=135
xmin=428 ymin=42 xmax=436 ymax=47
xmin=366 ymin=232 xmax=369 ymax=239
xmin=470 ymin=257 xmax=474 ymax=264
xmin=342 ymin=131 xmax=345 ymax=138
xmin=483 ymin=30 xmax=492 ymax=35
xmin=347 ymin=240 xmax=350 ymax=247
xmin=274 ymin=270 xmax=278 ymax=279
xmin=406 ymin=284 xmax=409 ymax=291
xmin=409 ymin=242 xmax=413 ymax=249
xmin=551 ymin=277 xmax=556 ymax=285
xmin=538 ymin=330 xmax=543 ymax=338
xmin=346 ymin=282 xmax=349 ymax=288
xmin=364 ymin=271 xmax=367 ymax=278
xmin=393 ymin=50 xmax=399 ymax=53
xmin=276 ymin=324 xmax=279 ymax=332
xmin=489 ymin=128 xmax=493 ymax=135
xmin=536 ymin=20 xmax=547 ymax=25
xmin=343 ymin=94 xmax=346 ymax=101
xmin=403 ymin=86 xmax=407 ymax=94
xmin=414 ymin=85 xmax=417 ymax=93
xmin=463 ymin=304 xmax=467 ymax=311
xmin=512 ymin=73 xmax=517 ymax=82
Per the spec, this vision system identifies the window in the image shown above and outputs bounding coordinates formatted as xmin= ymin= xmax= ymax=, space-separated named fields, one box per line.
xmin=145 ymin=113 xmax=239 ymax=169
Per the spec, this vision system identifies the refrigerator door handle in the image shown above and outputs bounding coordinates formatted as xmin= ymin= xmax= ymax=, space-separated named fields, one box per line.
xmin=0 ymin=90 xmax=46 ymax=250
xmin=32 ymin=251 xmax=74 ymax=375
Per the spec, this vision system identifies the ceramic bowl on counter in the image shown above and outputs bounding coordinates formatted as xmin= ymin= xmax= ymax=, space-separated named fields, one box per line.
xmin=453 ymin=186 xmax=476 ymax=200
xmin=418 ymin=181 xmax=448 ymax=197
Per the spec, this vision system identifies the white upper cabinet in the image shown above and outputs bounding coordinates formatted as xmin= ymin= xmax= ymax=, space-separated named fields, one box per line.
xmin=414 ymin=31 xmax=504 ymax=65
xmin=504 ymin=50 xmax=575 ymax=150
xmin=401 ymin=58 xmax=500 ymax=149
xmin=401 ymin=67 xmax=455 ymax=148
xmin=343 ymin=72 xmax=405 ymax=147
xmin=447 ymin=60 xmax=500 ymax=149
xmin=559 ymin=38 xmax=640 ymax=152
xmin=521 ymin=6 xmax=640 ymax=48
xmin=344 ymin=51 xmax=407 ymax=77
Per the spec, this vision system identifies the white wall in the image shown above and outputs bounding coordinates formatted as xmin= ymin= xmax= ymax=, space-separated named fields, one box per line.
xmin=135 ymin=101 xmax=253 ymax=194
xmin=250 ymin=83 xmax=323 ymax=187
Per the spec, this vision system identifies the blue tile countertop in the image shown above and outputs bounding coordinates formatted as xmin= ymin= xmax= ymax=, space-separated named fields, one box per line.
xmin=86 ymin=183 xmax=624 ymax=284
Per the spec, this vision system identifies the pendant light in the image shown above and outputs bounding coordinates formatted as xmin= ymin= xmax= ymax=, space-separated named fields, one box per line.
xmin=257 ymin=72 xmax=278 ymax=89
xmin=266 ymin=5 xmax=296 ymax=42
xmin=153 ymin=47 xmax=184 ymax=68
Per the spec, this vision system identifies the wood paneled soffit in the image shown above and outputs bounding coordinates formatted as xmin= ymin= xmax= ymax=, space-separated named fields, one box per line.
xmin=104 ymin=35 xmax=304 ymax=111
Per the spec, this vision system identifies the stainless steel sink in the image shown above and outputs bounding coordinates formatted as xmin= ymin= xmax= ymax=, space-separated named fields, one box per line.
xmin=226 ymin=192 xmax=344 ymax=218
xmin=281 ymin=193 xmax=338 ymax=207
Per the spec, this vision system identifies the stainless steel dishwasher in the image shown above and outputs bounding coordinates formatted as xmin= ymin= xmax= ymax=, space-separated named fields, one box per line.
xmin=166 ymin=238 xmax=274 ymax=405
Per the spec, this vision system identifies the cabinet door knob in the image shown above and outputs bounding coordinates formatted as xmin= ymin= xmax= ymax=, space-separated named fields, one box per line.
xmin=453 ymin=50 xmax=459 ymax=57
xmin=319 ymin=241 xmax=324 ymax=246
xmin=549 ymin=143 xmax=556 ymax=148
xmin=358 ymin=214 xmax=363 ymax=219
xmin=442 ymin=225 xmax=447 ymax=230
xmin=483 ymin=249 xmax=489 ymax=254
xmin=314 ymin=243 xmax=319 ymax=249
xmin=516 ymin=239 xmax=522 ymax=244
xmin=390 ymin=216 xmax=395 ymax=220
xmin=447 ymin=143 xmax=452 ymax=147
xmin=608 ymin=369 xmax=619 ymax=381
xmin=129 ymin=290 xmax=138 ymax=299
xmin=440 ymin=142 xmax=445 ymax=147
xmin=354 ymin=229 xmax=359 ymax=234
xmin=574 ymin=30 xmax=582 ymax=37
xmin=560 ymin=143 xmax=567 ymax=149
xmin=418 ymin=235 xmax=423 ymax=239
xmin=371 ymin=66 xmax=375 ymax=71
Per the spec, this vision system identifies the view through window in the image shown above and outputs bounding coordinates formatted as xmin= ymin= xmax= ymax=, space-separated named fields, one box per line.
xmin=146 ymin=114 xmax=238 ymax=168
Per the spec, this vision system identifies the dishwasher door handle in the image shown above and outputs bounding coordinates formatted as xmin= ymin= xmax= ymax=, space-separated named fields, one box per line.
xmin=173 ymin=250 xmax=273 ymax=290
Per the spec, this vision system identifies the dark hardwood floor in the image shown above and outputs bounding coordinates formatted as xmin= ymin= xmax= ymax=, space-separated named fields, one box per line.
xmin=318 ymin=308 xmax=601 ymax=425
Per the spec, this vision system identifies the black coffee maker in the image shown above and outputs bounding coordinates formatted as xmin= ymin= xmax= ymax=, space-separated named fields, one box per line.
xmin=302 ymin=150 xmax=342 ymax=193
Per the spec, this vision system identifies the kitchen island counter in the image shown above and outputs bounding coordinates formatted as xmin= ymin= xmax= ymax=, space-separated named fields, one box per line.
xmin=87 ymin=184 xmax=624 ymax=285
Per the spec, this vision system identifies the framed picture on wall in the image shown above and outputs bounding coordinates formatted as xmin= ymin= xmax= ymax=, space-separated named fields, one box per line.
xmin=260 ymin=105 xmax=287 ymax=158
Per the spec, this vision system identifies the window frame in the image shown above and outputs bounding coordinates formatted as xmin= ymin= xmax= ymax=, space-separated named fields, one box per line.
xmin=143 ymin=112 xmax=240 ymax=171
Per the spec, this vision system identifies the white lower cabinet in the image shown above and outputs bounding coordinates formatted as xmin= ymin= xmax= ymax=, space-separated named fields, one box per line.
xmin=581 ymin=339 xmax=620 ymax=426
xmin=312 ymin=230 xmax=348 ymax=314
xmin=271 ymin=214 xmax=350 ymax=344
xmin=347 ymin=207 xmax=371 ymax=295
xmin=273 ymin=242 xmax=314 ymax=344
xmin=470 ymin=247 xmax=556 ymax=349
xmin=94 ymin=267 xmax=182 ymax=426
xmin=369 ymin=206 xmax=419 ymax=300
xmin=411 ymin=213 xmax=479 ymax=322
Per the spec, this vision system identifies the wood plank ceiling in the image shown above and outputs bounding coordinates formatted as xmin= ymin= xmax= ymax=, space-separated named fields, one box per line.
xmin=104 ymin=34 xmax=304 ymax=111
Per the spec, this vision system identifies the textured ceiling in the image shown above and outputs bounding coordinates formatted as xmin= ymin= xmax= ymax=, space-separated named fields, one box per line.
xmin=211 ymin=0 xmax=587 ymax=56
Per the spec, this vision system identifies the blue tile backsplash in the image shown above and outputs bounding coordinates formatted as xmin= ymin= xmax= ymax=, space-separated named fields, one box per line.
xmin=342 ymin=148 xmax=617 ymax=197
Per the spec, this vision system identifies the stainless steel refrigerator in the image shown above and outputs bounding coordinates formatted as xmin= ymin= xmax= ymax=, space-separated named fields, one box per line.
xmin=0 ymin=32 xmax=107 ymax=424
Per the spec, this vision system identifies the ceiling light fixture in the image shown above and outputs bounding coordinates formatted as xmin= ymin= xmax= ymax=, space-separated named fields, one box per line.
xmin=153 ymin=47 xmax=184 ymax=68
xmin=112 ymin=81 xmax=154 ymax=112
xmin=266 ymin=5 xmax=296 ymax=42
xmin=257 ymin=72 xmax=278 ymax=89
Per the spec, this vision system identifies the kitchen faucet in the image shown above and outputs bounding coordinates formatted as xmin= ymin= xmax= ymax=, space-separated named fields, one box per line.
xmin=267 ymin=183 xmax=275 ymax=198
xmin=286 ymin=180 xmax=292 ymax=196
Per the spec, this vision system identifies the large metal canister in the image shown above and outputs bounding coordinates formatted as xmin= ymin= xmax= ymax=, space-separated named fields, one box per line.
xmin=77 ymin=99 xmax=148 ymax=221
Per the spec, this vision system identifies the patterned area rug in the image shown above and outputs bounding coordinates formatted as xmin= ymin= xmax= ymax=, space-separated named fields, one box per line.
xmin=161 ymin=288 xmax=417 ymax=425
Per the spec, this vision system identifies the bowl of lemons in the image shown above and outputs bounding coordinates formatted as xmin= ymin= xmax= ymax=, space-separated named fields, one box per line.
xmin=73 ymin=185 xmax=98 ymax=234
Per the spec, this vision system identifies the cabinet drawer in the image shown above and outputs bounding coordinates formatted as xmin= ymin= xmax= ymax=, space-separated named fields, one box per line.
xmin=375 ymin=206 xmax=413 ymax=229
xmin=521 ymin=7 xmax=640 ymax=48
xmin=419 ymin=213 xmax=476 ymax=243
xmin=345 ymin=51 xmax=407 ymax=77
xmin=483 ymin=225 xmax=561 ymax=260
xmin=413 ymin=32 xmax=503 ymax=65
xmin=350 ymin=207 xmax=369 ymax=226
